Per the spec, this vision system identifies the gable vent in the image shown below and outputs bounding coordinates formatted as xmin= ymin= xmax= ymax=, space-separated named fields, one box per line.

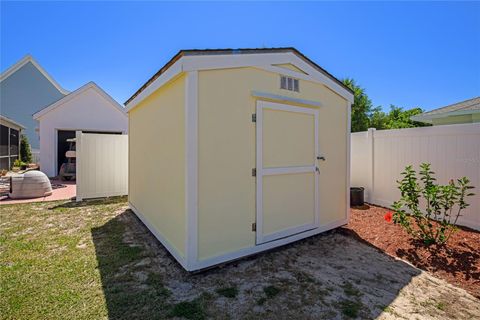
xmin=280 ymin=75 xmax=299 ymax=92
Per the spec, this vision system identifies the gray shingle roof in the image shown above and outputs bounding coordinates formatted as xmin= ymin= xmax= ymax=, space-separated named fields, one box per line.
xmin=421 ymin=96 xmax=480 ymax=116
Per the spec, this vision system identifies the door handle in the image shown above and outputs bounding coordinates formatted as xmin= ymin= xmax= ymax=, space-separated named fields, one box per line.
xmin=317 ymin=156 xmax=326 ymax=161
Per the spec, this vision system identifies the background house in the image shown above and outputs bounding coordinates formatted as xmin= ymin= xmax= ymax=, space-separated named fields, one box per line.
xmin=1 ymin=55 xmax=127 ymax=176
xmin=0 ymin=55 xmax=68 ymax=151
xmin=411 ymin=97 xmax=480 ymax=125
xmin=33 ymin=82 xmax=128 ymax=177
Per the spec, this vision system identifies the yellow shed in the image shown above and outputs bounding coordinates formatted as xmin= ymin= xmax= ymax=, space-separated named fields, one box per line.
xmin=126 ymin=48 xmax=354 ymax=271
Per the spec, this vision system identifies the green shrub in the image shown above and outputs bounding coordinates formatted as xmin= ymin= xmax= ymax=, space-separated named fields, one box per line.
xmin=391 ymin=163 xmax=474 ymax=245
xmin=20 ymin=135 xmax=32 ymax=164
xmin=12 ymin=159 xmax=25 ymax=168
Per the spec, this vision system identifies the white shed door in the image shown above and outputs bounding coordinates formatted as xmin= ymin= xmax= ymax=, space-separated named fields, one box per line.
xmin=256 ymin=101 xmax=319 ymax=244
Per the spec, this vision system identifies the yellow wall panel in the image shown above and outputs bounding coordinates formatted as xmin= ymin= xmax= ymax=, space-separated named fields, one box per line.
xmin=128 ymin=75 xmax=186 ymax=257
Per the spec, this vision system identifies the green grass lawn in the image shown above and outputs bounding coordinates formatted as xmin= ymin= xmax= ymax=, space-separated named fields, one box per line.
xmin=0 ymin=198 xmax=132 ymax=320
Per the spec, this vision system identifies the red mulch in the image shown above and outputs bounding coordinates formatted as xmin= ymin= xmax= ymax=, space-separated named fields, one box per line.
xmin=342 ymin=204 xmax=480 ymax=299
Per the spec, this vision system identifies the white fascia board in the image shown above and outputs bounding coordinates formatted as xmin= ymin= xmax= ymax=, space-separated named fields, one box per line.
xmin=0 ymin=54 xmax=69 ymax=95
xmin=125 ymin=60 xmax=183 ymax=112
xmin=284 ymin=53 xmax=354 ymax=104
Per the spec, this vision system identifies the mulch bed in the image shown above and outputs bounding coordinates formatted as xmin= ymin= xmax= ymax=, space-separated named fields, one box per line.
xmin=342 ymin=204 xmax=480 ymax=299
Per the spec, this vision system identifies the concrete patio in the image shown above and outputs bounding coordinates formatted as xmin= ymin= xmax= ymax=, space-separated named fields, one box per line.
xmin=0 ymin=179 xmax=76 ymax=204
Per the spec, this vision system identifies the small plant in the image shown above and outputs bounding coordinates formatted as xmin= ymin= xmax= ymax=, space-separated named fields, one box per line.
xmin=338 ymin=299 xmax=363 ymax=318
xmin=390 ymin=163 xmax=474 ymax=245
xmin=168 ymin=300 xmax=206 ymax=320
xmin=20 ymin=134 xmax=32 ymax=164
xmin=215 ymin=286 xmax=238 ymax=298
xmin=263 ymin=285 xmax=281 ymax=298
xmin=12 ymin=159 xmax=25 ymax=169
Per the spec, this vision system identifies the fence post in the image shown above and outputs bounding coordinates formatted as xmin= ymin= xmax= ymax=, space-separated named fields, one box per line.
xmin=366 ymin=128 xmax=376 ymax=203
xmin=75 ymin=131 xmax=82 ymax=202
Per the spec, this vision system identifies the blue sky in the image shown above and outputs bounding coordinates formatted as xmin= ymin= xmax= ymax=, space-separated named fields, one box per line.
xmin=1 ymin=1 xmax=479 ymax=111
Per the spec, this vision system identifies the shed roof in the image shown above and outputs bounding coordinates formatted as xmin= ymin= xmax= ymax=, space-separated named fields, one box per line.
xmin=125 ymin=47 xmax=353 ymax=106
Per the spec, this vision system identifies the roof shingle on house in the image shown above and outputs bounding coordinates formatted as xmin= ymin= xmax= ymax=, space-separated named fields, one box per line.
xmin=420 ymin=96 xmax=480 ymax=116
xmin=125 ymin=47 xmax=353 ymax=105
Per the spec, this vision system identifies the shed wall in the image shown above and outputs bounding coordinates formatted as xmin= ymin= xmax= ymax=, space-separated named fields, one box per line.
xmin=128 ymin=75 xmax=186 ymax=258
xmin=197 ymin=67 xmax=349 ymax=261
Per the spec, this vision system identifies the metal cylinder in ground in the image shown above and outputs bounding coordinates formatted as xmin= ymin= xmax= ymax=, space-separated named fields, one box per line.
xmin=350 ymin=187 xmax=365 ymax=207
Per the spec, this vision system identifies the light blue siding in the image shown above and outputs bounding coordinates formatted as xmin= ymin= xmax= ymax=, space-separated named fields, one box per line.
xmin=0 ymin=62 xmax=65 ymax=148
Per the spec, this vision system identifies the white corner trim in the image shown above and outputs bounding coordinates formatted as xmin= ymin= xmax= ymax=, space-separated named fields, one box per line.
xmin=125 ymin=60 xmax=183 ymax=112
xmin=346 ymin=101 xmax=352 ymax=221
xmin=185 ymin=71 xmax=199 ymax=269
xmin=251 ymin=90 xmax=322 ymax=108
xmin=129 ymin=202 xmax=189 ymax=269
xmin=0 ymin=54 xmax=69 ymax=95
xmin=33 ymin=82 xmax=126 ymax=119
xmin=75 ymin=131 xmax=83 ymax=202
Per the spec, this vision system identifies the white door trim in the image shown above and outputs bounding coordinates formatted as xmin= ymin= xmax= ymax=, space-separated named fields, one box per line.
xmin=256 ymin=100 xmax=319 ymax=245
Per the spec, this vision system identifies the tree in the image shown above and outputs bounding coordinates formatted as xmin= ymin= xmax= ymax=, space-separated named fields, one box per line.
xmin=20 ymin=134 xmax=32 ymax=164
xmin=342 ymin=78 xmax=431 ymax=131
xmin=369 ymin=106 xmax=389 ymax=130
xmin=369 ymin=105 xmax=431 ymax=130
xmin=342 ymin=78 xmax=372 ymax=132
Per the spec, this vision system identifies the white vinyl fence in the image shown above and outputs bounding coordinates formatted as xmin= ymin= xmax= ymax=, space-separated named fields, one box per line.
xmin=31 ymin=149 xmax=40 ymax=165
xmin=351 ymin=123 xmax=480 ymax=231
xmin=76 ymin=131 xmax=128 ymax=201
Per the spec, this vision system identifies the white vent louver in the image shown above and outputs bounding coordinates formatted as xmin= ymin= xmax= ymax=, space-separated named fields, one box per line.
xmin=280 ymin=75 xmax=299 ymax=92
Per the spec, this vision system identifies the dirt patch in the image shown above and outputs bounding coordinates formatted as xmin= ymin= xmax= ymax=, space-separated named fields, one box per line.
xmin=92 ymin=209 xmax=479 ymax=319
xmin=345 ymin=204 xmax=480 ymax=299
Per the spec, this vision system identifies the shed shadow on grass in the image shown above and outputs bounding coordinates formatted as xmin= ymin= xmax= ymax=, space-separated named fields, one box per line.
xmin=92 ymin=210 xmax=424 ymax=320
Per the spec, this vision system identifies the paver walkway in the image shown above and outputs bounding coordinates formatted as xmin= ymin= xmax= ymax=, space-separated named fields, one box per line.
xmin=0 ymin=179 xmax=76 ymax=204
